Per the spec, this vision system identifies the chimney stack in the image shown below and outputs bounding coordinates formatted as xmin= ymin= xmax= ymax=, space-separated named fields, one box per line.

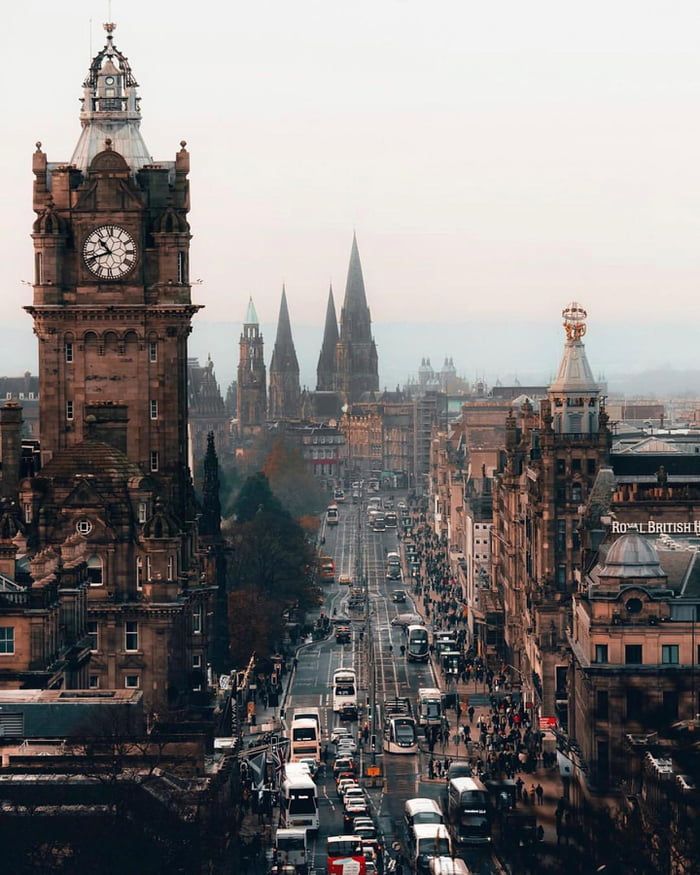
xmin=0 ymin=402 xmax=23 ymax=499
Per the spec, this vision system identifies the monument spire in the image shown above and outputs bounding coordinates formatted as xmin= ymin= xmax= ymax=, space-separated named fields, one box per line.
xmin=316 ymin=284 xmax=339 ymax=391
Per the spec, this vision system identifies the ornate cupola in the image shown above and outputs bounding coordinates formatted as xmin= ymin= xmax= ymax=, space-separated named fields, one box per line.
xmin=548 ymin=302 xmax=600 ymax=435
xmin=71 ymin=22 xmax=153 ymax=173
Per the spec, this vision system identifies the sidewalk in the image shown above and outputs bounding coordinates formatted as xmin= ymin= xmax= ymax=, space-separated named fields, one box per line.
xmin=407 ymin=567 xmax=568 ymax=869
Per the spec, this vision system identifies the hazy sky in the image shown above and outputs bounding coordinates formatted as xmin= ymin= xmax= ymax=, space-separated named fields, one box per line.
xmin=3 ymin=0 xmax=700 ymax=381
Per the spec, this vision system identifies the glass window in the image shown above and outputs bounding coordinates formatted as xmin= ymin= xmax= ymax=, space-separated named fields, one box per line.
xmin=661 ymin=644 xmax=679 ymax=665
xmin=0 ymin=627 xmax=15 ymax=654
xmin=556 ymin=459 xmax=565 ymax=475
xmin=193 ymin=604 xmax=202 ymax=634
xmin=625 ymin=645 xmax=643 ymax=665
xmin=193 ymin=654 xmax=202 ymax=669
xmin=136 ymin=556 xmax=143 ymax=590
xmin=149 ymin=341 xmax=158 ymax=363
xmin=66 ymin=400 xmax=74 ymax=421
xmin=89 ymin=674 xmax=100 ymax=689
xmin=595 ymin=644 xmax=608 ymax=664
xmin=150 ymin=400 xmax=158 ymax=420
xmin=138 ymin=502 xmax=148 ymax=524
xmin=587 ymin=458 xmax=596 ymax=475
xmin=125 ymin=621 xmax=138 ymax=652
xmin=65 ymin=342 xmax=74 ymax=364
xmin=87 ymin=555 xmax=103 ymax=586
xmin=125 ymin=675 xmax=139 ymax=689
xmin=572 ymin=458 xmax=582 ymax=472
xmin=86 ymin=621 xmax=98 ymax=652
xmin=150 ymin=451 xmax=159 ymax=472
xmin=167 ymin=555 xmax=175 ymax=580
xmin=177 ymin=251 xmax=187 ymax=284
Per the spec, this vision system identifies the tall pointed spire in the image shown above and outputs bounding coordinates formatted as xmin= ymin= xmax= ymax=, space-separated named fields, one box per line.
xmin=316 ymin=284 xmax=339 ymax=391
xmin=200 ymin=432 xmax=222 ymax=538
xmin=342 ymin=232 xmax=369 ymax=313
xmin=244 ymin=296 xmax=259 ymax=325
xmin=336 ymin=233 xmax=379 ymax=402
xmin=269 ymin=286 xmax=301 ymax=419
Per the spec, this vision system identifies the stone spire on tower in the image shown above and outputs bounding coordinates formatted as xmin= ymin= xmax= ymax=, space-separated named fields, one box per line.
xmin=237 ymin=297 xmax=266 ymax=433
xmin=316 ymin=284 xmax=339 ymax=391
xmin=269 ymin=286 xmax=301 ymax=420
xmin=71 ymin=22 xmax=153 ymax=173
xmin=335 ymin=234 xmax=379 ymax=403
xmin=200 ymin=432 xmax=222 ymax=539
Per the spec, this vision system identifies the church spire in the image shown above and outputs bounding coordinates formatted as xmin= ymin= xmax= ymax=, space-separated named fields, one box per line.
xmin=71 ymin=22 xmax=153 ymax=173
xmin=269 ymin=286 xmax=301 ymax=419
xmin=316 ymin=284 xmax=339 ymax=391
xmin=244 ymin=296 xmax=259 ymax=326
xmin=342 ymin=232 xmax=369 ymax=314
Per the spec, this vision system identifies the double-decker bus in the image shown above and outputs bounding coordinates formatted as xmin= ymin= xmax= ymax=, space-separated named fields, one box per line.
xmin=319 ymin=555 xmax=335 ymax=583
xmin=407 ymin=625 xmax=429 ymax=662
xmin=326 ymin=836 xmax=366 ymax=875
xmin=290 ymin=717 xmax=321 ymax=763
xmin=417 ymin=687 xmax=443 ymax=727
xmin=447 ymin=776 xmax=491 ymax=846
xmin=280 ymin=763 xmax=319 ymax=831
xmin=332 ymin=667 xmax=357 ymax=713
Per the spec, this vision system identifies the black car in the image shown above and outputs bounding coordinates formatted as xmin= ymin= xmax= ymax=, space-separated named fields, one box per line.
xmin=339 ymin=702 xmax=358 ymax=721
xmin=391 ymin=590 xmax=407 ymax=603
xmin=335 ymin=626 xmax=351 ymax=644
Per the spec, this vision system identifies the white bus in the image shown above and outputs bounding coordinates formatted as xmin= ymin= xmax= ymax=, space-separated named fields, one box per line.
xmin=417 ymin=687 xmax=443 ymax=728
xmin=281 ymin=764 xmax=319 ymax=831
xmin=290 ymin=718 xmax=321 ymax=763
xmin=332 ymin=667 xmax=357 ymax=713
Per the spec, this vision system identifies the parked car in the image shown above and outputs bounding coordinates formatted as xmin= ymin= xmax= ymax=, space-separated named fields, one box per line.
xmin=330 ymin=726 xmax=353 ymax=744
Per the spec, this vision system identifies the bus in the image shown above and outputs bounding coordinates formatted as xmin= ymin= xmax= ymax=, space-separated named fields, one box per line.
xmin=327 ymin=836 xmax=366 ymax=875
xmin=407 ymin=625 xmax=430 ymax=662
xmin=290 ymin=718 xmax=321 ymax=763
xmin=417 ymin=687 xmax=443 ymax=728
xmin=447 ymin=776 xmax=491 ymax=846
xmin=281 ymin=764 xmax=319 ymax=831
xmin=274 ymin=827 xmax=308 ymax=874
xmin=383 ymin=696 xmax=418 ymax=754
xmin=326 ymin=504 xmax=339 ymax=526
xmin=319 ymin=556 xmax=335 ymax=583
xmin=332 ymin=667 xmax=357 ymax=713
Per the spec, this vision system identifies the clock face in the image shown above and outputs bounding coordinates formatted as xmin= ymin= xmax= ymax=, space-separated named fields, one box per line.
xmin=83 ymin=225 xmax=137 ymax=280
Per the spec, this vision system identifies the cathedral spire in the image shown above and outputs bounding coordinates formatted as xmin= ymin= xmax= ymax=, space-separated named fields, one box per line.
xmin=316 ymin=284 xmax=339 ymax=391
xmin=71 ymin=22 xmax=153 ymax=173
xmin=244 ymin=296 xmax=259 ymax=325
xmin=269 ymin=286 xmax=301 ymax=419
xmin=342 ymin=232 xmax=369 ymax=313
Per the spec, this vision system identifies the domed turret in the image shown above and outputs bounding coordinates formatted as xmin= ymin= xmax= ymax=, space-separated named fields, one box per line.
xmin=548 ymin=302 xmax=600 ymax=435
xmin=599 ymin=533 xmax=666 ymax=579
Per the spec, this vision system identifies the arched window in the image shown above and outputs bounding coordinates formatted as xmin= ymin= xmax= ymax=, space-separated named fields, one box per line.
xmin=87 ymin=555 xmax=103 ymax=586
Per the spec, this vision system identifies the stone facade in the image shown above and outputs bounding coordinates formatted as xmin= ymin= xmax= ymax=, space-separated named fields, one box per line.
xmin=236 ymin=298 xmax=266 ymax=434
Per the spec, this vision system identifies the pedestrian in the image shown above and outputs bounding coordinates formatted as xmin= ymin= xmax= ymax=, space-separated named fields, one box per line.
xmin=468 ymin=705 xmax=475 ymax=724
xmin=536 ymin=824 xmax=544 ymax=843
xmin=522 ymin=788 xmax=529 ymax=806
xmin=535 ymin=783 xmax=544 ymax=805
xmin=428 ymin=758 xmax=435 ymax=779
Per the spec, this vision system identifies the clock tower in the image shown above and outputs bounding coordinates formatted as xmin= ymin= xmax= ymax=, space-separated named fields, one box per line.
xmin=20 ymin=23 xmax=215 ymax=714
xmin=28 ymin=22 xmax=199 ymax=518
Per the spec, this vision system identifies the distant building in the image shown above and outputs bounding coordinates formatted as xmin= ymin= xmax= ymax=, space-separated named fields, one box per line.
xmin=0 ymin=374 xmax=40 ymax=438
xmin=188 ymin=356 xmax=230 ymax=485
xmin=236 ymin=297 xmax=266 ymax=435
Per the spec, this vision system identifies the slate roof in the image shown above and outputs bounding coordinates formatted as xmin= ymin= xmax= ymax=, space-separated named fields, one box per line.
xmin=39 ymin=440 xmax=143 ymax=487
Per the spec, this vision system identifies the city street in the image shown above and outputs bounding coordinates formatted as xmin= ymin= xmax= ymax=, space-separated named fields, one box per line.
xmin=282 ymin=498 xmax=500 ymax=874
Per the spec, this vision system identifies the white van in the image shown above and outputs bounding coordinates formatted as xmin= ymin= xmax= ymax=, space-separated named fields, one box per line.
xmin=274 ymin=828 xmax=308 ymax=873
xmin=429 ymin=858 xmax=470 ymax=875
xmin=410 ymin=824 xmax=452 ymax=874
xmin=404 ymin=798 xmax=444 ymax=833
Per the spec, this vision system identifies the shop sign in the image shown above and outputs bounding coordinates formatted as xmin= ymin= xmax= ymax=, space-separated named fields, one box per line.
xmin=611 ymin=520 xmax=700 ymax=535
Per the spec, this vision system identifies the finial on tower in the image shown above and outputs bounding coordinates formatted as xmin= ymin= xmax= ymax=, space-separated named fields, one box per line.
xmin=562 ymin=301 xmax=587 ymax=341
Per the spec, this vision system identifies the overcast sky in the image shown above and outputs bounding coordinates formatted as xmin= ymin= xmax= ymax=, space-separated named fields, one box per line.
xmin=3 ymin=0 xmax=700 ymax=382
